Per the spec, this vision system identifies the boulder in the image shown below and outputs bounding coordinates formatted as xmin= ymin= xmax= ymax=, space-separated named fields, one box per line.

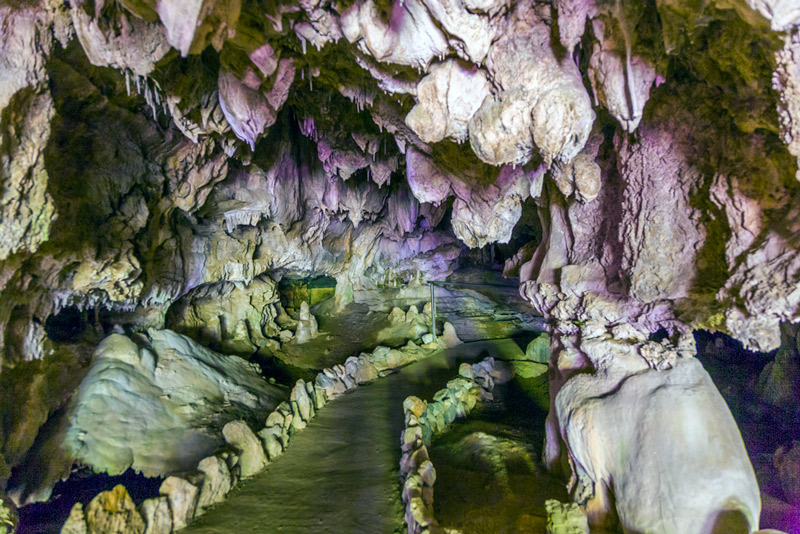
xmin=159 ymin=476 xmax=198 ymax=530
xmin=197 ymin=455 xmax=232 ymax=510
xmin=344 ymin=356 xmax=359 ymax=377
xmin=139 ymin=497 xmax=172 ymax=534
xmin=222 ymin=421 xmax=268 ymax=477
xmin=458 ymin=363 xmax=475 ymax=380
xmin=524 ymin=334 xmax=551 ymax=363
xmin=258 ymin=426 xmax=284 ymax=460
xmin=63 ymin=331 xmax=283 ymax=484
xmin=305 ymin=381 xmax=318 ymax=409
xmin=61 ymin=503 xmax=88 ymax=534
xmin=418 ymin=460 xmax=436 ymax=487
xmin=440 ymin=322 xmax=463 ymax=347
xmin=545 ymin=499 xmax=589 ymax=534
xmin=401 ymin=426 xmax=423 ymax=452
xmin=408 ymin=496 xmax=434 ymax=528
xmin=291 ymin=380 xmax=313 ymax=422
xmin=353 ymin=361 xmax=379 ymax=384
xmin=290 ymin=402 xmax=308 ymax=433
xmin=403 ymin=396 xmax=427 ymax=419
xmin=388 ymin=307 xmax=406 ymax=325
xmin=85 ymin=485 xmax=145 ymax=534
xmin=265 ymin=410 xmax=285 ymax=428
xmin=312 ymin=380 xmax=328 ymax=408
xmin=554 ymin=348 xmax=760 ymax=533
xmin=315 ymin=372 xmax=336 ymax=393
xmin=512 ymin=361 xmax=547 ymax=379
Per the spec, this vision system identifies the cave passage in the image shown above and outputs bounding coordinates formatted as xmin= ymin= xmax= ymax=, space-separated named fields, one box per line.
xmin=3 ymin=0 xmax=800 ymax=532
xmin=182 ymin=339 xmax=543 ymax=534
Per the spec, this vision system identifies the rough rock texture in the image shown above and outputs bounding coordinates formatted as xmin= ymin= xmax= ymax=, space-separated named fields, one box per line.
xmin=774 ymin=30 xmax=800 ymax=180
xmin=159 ymin=476 xmax=198 ymax=531
xmin=60 ymin=503 xmax=87 ymax=534
xmin=554 ymin=343 xmax=760 ymax=532
xmin=222 ymin=420 xmax=267 ymax=477
xmin=545 ymin=499 xmax=590 ymax=534
xmin=405 ymin=60 xmax=491 ymax=145
xmin=0 ymin=88 xmax=56 ymax=261
xmin=196 ymin=455 xmax=233 ymax=511
xmin=84 ymin=485 xmax=145 ymax=534
xmin=1 ymin=330 xmax=284 ymax=505
xmin=139 ymin=497 xmax=172 ymax=534
xmin=64 ymin=331 xmax=280 ymax=477
xmin=1 ymin=1 xmax=800 ymax=531
xmin=588 ymin=33 xmax=657 ymax=133
xmin=0 ymin=5 xmax=55 ymax=114
xmin=468 ymin=3 xmax=594 ymax=166
xmin=69 ymin=0 xmax=171 ymax=76
xmin=166 ymin=276 xmax=282 ymax=355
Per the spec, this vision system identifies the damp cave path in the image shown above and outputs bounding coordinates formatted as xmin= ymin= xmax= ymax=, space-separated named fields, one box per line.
xmin=182 ymin=339 xmax=530 ymax=534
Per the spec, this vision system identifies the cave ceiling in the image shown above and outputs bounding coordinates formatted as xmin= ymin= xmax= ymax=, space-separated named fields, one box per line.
xmin=0 ymin=0 xmax=799 ymax=437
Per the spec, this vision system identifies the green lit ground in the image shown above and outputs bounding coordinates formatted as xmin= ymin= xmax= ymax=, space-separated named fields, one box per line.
xmin=431 ymin=380 xmax=567 ymax=534
xmin=182 ymin=339 xmax=552 ymax=534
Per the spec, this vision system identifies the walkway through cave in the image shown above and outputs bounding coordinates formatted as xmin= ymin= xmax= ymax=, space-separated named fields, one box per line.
xmin=182 ymin=339 xmax=546 ymax=534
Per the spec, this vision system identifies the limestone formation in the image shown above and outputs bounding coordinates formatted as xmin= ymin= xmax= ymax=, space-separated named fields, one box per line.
xmin=5 ymin=330 xmax=286 ymax=504
xmin=196 ymin=455 xmax=233 ymax=510
xmin=84 ymin=485 xmax=145 ymax=534
xmin=60 ymin=503 xmax=87 ymax=534
xmin=405 ymin=60 xmax=492 ymax=145
xmin=553 ymin=344 xmax=760 ymax=533
xmin=167 ymin=276 xmax=282 ymax=355
xmin=0 ymin=88 xmax=56 ymax=262
xmin=545 ymin=499 xmax=589 ymax=534
xmin=139 ymin=497 xmax=172 ymax=534
xmin=294 ymin=301 xmax=319 ymax=344
xmin=222 ymin=420 xmax=268 ymax=477
xmin=159 ymin=476 xmax=199 ymax=531
xmin=439 ymin=322 xmax=463 ymax=347
xmin=1 ymin=1 xmax=800 ymax=533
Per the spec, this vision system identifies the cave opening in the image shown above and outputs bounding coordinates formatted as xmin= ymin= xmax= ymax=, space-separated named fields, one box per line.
xmin=277 ymin=275 xmax=337 ymax=312
xmin=43 ymin=307 xmax=84 ymax=344
xmin=43 ymin=307 xmax=112 ymax=344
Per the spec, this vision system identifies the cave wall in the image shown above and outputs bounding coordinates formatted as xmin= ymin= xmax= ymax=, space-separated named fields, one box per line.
xmin=1 ymin=0 xmax=799 ymax=521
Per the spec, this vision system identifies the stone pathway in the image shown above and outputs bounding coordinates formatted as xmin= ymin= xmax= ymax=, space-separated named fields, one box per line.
xmin=182 ymin=339 xmax=527 ymax=534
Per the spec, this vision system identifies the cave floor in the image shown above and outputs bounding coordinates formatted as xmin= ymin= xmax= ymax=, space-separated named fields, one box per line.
xmin=182 ymin=338 xmax=547 ymax=534
xmin=431 ymin=380 xmax=566 ymax=534
xmin=276 ymin=301 xmax=429 ymax=371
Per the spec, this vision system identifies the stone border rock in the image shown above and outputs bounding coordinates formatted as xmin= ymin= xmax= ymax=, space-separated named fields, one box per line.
xmin=398 ymin=359 xmax=596 ymax=534
xmin=399 ymin=357 xmax=512 ymax=534
xmin=61 ymin=312 xmax=459 ymax=534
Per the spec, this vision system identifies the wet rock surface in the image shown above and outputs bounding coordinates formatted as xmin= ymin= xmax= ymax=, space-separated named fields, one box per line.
xmin=1 ymin=0 xmax=800 ymax=533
